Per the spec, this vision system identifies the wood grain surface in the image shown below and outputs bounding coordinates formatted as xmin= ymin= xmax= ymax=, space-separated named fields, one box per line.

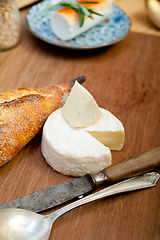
xmin=0 ymin=6 xmax=160 ymax=240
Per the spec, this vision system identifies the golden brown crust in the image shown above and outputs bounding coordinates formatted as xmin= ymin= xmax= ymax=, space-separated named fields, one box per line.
xmin=0 ymin=76 xmax=86 ymax=167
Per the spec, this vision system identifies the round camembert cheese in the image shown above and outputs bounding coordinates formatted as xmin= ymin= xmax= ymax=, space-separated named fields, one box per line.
xmin=41 ymin=110 xmax=124 ymax=177
xmin=41 ymin=108 xmax=112 ymax=177
xmin=41 ymin=81 xmax=124 ymax=177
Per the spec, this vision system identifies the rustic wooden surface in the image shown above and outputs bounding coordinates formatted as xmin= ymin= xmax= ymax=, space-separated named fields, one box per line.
xmin=0 ymin=5 xmax=160 ymax=240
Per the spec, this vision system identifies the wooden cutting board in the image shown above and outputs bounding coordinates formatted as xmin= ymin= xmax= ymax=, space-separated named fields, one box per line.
xmin=0 ymin=7 xmax=160 ymax=240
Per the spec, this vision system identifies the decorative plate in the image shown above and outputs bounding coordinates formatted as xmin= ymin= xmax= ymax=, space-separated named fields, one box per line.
xmin=26 ymin=0 xmax=131 ymax=49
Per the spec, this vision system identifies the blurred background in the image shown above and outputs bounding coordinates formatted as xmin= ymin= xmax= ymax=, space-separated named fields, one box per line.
xmin=15 ymin=0 xmax=160 ymax=36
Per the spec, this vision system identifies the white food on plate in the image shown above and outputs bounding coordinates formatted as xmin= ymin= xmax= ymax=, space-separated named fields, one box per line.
xmin=61 ymin=81 xmax=102 ymax=127
xmin=51 ymin=0 xmax=113 ymax=40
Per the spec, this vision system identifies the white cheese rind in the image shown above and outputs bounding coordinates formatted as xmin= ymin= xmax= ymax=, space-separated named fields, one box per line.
xmin=61 ymin=81 xmax=102 ymax=127
xmin=41 ymin=109 xmax=111 ymax=177
xmin=84 ymin=108 xmax=125 ymax=150
xmin=51 ymin=1 xmax=112 ymax=41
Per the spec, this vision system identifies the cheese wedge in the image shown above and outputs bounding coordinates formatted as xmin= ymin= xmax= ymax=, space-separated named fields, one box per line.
xmin=61 ymin=81 xmax=102 ymax=127
xmin=51 ymin=0 xmax=113 ymax=41
xmin=84 ymin=108 xmax=125 ymax=150
xmin=41 ymin=108 xmax=111 ymax=177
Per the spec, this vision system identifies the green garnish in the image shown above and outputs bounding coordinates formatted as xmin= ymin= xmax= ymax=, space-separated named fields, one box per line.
xmin=42 ymin=1 xmax=103 ymax=27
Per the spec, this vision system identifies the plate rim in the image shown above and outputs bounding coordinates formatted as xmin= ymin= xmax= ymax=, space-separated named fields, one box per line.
xmin=26 ymin=2 xmax=131 ymax=50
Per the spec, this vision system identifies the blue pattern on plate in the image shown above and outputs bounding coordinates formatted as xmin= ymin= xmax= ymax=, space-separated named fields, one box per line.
xmin=26 ymin=0 xmax=131 ymax=49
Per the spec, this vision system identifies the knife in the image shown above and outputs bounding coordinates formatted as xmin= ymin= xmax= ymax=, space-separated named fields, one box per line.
xmin=1 ymin=146 xmax=160 ymax=212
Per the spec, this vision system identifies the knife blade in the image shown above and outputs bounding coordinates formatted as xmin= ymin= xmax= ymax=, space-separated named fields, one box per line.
xmin=1 ymin=146 xmax=160 ymax=212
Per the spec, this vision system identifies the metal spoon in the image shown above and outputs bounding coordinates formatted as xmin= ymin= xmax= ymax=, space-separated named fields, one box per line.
xmin=0 ymin=172 xmax=159 ymax=240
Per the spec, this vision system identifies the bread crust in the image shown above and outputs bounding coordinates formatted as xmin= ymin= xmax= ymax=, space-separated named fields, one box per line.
xmin=0 ymin=76 xmax=86 ymax=167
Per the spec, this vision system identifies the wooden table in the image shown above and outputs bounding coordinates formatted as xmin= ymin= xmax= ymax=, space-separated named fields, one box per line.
xmin=0 ymin=2 xmax=160 ymax=240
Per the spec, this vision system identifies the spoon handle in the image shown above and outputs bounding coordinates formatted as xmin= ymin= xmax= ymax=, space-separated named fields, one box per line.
xmin=48 ymin=172 xmax=159 ymax=222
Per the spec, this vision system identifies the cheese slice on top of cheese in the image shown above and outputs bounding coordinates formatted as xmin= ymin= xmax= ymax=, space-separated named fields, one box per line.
xmin=41 ymin=108 xmax=111 ymax=177
xmin=61 ymin=81 xmax=103 ymax=128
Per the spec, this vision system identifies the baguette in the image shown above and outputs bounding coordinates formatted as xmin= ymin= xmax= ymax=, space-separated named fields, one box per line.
xmin=0 ymin=76 xmax=86 ymax=167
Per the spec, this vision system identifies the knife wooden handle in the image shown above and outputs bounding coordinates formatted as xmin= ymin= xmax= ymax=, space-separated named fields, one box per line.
xmin=91 ymin=147 xmax=160 ymax=188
